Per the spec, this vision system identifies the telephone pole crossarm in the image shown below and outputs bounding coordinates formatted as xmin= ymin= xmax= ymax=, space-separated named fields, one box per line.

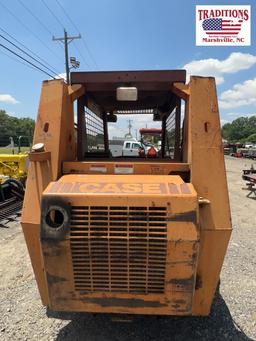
xmin=52 ymin=30 xmax=81 ymax=84
xmin=52 ymin=33 xmax=81 ymax=42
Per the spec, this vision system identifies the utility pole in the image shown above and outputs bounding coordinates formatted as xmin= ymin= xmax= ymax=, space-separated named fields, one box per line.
xmin=53 ymin=29 xmax=81 ymax=84
xmin=128 ymin=119 xmax=132 ymax=136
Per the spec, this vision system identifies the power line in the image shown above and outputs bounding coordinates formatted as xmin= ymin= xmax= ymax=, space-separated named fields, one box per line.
xmin=0 ymin=49 xmax=40 ymax=73
xmin=0 ymin=0 xmax=62 ymax=62
xmin=41 ymin=0 xmax=92 ymax=72
xmin=0 ymin=32 xmax=60 ymax=76
xmin=54 ymin=0 xmax=80 ymax=32
xmin=40 ymin=0 xmax=96 ymax=70
xmin=16 ymin=0 xmax=64 ymax=54
xmin=40 ymin=0 xmax=65 ymax=29
xmin=17 ymin=0 xmax=53 ymax=36
xmin=40 ymin=0 xmax=91 ymax=69
xmin=54 ymin=0 xmax=99 ymax=69
xmin=0 ymin=43 xmax=56 ymax=79
xmin=40 ymin=0 xmax=89 ymax=71
xmin=80 ymin=39 xmax=99 ymax=70
xmin=73 ymin=41 xmax=91 ymax=69
xmin=0 ymin=26 xmax=61 ymax=74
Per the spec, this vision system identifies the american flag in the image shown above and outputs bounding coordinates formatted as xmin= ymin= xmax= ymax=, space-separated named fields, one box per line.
xmin=202 ymin=18 xmax=242 ymax=35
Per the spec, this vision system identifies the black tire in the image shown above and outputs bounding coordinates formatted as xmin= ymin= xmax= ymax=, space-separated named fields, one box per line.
xmin=5 ymin=178 xmax=24 ymax=198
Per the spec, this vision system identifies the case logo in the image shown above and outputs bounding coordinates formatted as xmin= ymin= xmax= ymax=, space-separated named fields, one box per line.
xmin=47 ymin=182 xmax=192 ymax=195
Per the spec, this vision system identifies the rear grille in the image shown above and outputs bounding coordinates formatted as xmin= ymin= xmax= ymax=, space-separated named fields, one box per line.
xmin=70 ymin=206 xmax=167 ymax=294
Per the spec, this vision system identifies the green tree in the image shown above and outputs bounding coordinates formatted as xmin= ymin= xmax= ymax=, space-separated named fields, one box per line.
xmin=244 ymin=133 xmax=256 ymax=144
xmin=0 ymin=110 xmax=35 ymax=146
xmin=222 ymin=115 xmax=256 ymax=143
xmin=222 ymin=122 xmax=232 ymax=140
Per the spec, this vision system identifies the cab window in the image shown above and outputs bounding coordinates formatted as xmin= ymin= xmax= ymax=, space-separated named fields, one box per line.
xmin=132 ymin=143 xmax=141 ymax=149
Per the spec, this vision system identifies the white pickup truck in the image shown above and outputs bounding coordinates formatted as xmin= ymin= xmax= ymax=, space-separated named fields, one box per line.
xmin=122 ymin=140 xmax=158 ymax=157
xmin=122 ymin=140 xmax=142 ymax=156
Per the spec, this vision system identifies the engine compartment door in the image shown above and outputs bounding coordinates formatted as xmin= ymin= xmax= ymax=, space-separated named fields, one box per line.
xmin=40 ymin=174 xmax=199 ymax=315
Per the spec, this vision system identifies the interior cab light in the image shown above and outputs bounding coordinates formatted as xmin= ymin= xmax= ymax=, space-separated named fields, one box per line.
xmin=116 ymin=87 xmax=138 ymax=101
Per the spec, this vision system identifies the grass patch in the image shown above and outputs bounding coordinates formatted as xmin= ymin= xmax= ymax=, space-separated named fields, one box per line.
xmin=0 ymin=147 xmax=30 ymax=154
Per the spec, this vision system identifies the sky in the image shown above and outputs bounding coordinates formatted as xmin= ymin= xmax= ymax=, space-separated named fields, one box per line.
xmin=0 ymin=0 xmax=255 ymax=138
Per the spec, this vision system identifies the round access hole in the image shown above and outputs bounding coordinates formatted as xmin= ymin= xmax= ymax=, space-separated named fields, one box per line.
xmin=46 ymin=208 xmax=65 ymax=228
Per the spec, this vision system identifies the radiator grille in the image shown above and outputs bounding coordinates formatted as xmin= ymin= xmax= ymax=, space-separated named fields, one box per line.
xmin=70 ymin=206 xmax=167 ymax=294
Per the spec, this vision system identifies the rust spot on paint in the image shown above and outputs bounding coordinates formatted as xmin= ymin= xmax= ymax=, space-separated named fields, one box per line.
xmin=47 ymin=272 xmax=67 ymax=286
xmin=84 ymin=297 xmax=168 ymax=308
xmin=42 ymin=242 xmax=63 ymax=257
xmin=171 ymin=303 xmax=181 ymax=309
xmin=170 ymin=277 xmax=193 ymax=285
xmin=167 ymin=210 xmax=196 ymax=223
xmin=195 ymin=274 xmax=203 ymax=290
xmin=174 ymin=309 xmax=191 ymax=314
xmin=174 ymin=238 xmax=182 ymax=247
xmin=172 ymin=299 xmax=186 ymax=304
xmin=169 ymin=276 xmax=194 ymax=293
xmin=43 ymin=249 xmax=62 ymax=257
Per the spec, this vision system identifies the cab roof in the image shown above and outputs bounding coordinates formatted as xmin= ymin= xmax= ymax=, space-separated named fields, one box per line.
xmin=71 ymin=70 xmax=186 ymax=114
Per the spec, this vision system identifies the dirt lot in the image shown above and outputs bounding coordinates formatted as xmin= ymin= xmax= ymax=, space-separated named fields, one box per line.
xmin=0 ymin=156 xmax=255 ymax=341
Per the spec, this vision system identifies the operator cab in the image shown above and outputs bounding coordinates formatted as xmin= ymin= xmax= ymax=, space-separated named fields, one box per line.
xmin=71 ymin=70 xmax=185 ymax=162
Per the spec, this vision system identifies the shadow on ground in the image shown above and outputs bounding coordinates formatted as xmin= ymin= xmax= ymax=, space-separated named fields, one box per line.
xmin=47 ymin=294 xmax=253 ymax=341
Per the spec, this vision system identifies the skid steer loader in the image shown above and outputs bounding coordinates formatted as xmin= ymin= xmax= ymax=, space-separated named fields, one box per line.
xmin=21 ymin=70 xmax=231 ymax=316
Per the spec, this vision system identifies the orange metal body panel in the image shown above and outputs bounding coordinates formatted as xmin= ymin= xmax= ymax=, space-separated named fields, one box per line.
xmin=63 ymin=161 xmax=190 ymax=175
xmin=41 ymin=175 xmax=199 ymax=315
xmin=21 ymin=80 xmax=82 ymax=305
xmin=184 ymin=77 xmax=232 ymax=315
xmin=21 ymin=74 xmax=231 ymax=317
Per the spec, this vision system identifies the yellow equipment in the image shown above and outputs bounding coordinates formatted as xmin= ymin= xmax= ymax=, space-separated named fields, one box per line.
xmin=0 ymin=154 xmax=28 ymax=183
xmin=21 ymin=71 xmax=231 ymax=316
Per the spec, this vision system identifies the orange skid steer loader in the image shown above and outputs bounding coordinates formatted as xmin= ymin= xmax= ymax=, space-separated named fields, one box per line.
xmin=21 ymin=70 xmax=231 ymax=316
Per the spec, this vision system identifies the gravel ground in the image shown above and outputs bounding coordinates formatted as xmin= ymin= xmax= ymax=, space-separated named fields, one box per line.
xmin=0 ymin=156 xmax=255 ymax=341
